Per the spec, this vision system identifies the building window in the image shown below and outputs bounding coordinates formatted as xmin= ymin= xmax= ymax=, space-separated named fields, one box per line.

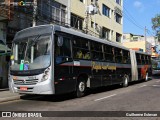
xmin=116 ymin=0 xmax=121 ymax=5
xmin=102 ymin=4 xmax=110 ymax=17
xmin=71 ymin=14 xmax=83 ymax=30
xmin=91 ymin=21 xmax=98 ymax=28
xmin=133 ymin=37 xmax=138 ymax=41
xmin=102 ymin=27 xmax=110 ymax=40
xmin=91 ymin=0 xmax=98 ymax=2
xmin=91 ymin=21 xmax=94 ymax=28
xmin=116 ymin=33 xmax=121 ymax=42
xmin=115 ymin=13 xmax=122 ymax=24
xmin=80 ymin=0 xmax=85 ymax=3
xmin=37 ymin=0 xmax=66 ymax=25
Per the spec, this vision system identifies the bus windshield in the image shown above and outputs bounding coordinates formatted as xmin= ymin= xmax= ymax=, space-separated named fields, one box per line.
xmin=11 ymin=35 xmax=51 ymax=71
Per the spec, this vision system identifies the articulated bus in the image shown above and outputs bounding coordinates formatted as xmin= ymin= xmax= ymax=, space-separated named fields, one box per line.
xmin=9 ymin=25 xmax=152 ymax=97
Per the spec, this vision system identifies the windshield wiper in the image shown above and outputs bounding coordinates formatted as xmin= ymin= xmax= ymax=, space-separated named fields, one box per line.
xmin=24 ymin=35 xmax=41 ymax=63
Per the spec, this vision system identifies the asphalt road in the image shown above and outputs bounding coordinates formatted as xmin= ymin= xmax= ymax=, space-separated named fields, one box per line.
xmin=1 ymin=76 xmax=160 ymax=120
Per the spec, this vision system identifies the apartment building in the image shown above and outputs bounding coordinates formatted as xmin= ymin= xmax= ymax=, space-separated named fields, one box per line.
xmin=0 ymin=0 xmax=123 ymax=46
xmin=70 ymin=0 xmax=123 ymax=42
xmin=122 ymin=33 xmax=144 ymax=43
xmin=0 ymin=0 xmax=70 ymax=47
xmin=122 ymin=33 xmax=159 ymax=55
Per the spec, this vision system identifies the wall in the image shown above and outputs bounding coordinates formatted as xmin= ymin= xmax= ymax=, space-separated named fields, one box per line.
xmin=0 ymin=22 xmax=6 ymax=44
xmin=122 ymin=41 xmax=152 ymax=54
xmin=70 ymin=0 xmax=123 ymax=42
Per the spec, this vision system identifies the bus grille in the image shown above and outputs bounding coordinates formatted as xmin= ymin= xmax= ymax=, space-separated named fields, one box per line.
xmin=13 ymin=79 xmax=39 ymax=85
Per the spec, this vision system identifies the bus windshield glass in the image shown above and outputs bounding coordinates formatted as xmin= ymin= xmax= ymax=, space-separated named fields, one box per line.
xmin=11 ymin=35 xmax=51 ymax=71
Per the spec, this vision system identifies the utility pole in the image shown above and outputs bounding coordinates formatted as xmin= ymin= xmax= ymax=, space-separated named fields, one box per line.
xmin=145 ymin=26 xmax=147 ymax=53
xmin=32 ymin=0 xmax=37 ymax=27
xmin=93 ymin=0 xmax=96 ymax=36
xmin=85 ymin=0 xmax=89 ymax=34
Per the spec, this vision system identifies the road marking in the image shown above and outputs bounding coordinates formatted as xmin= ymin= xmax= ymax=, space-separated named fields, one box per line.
xmin=138 ymin=85 xmax=147 ymax=88
xmin=94 ymin=94 xmax=117 ymax=101
xmin=152 ymin=85 xmax=160 ymax=87
xmin=156 ymin=80 xmax=160 ymax=83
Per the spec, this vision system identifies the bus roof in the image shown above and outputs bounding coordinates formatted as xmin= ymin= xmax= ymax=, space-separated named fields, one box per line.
xmin=14 ymin=24 xmax=151 ymax=55
xmin=53 ymin=25 xmax=130 ymax=51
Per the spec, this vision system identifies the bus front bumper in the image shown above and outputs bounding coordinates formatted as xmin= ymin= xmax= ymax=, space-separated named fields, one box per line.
xmin=9 ymin=78 xmax=55 ymax=95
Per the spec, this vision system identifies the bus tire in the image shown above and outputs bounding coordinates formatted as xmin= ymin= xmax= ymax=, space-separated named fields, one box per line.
xmin=75 ymin=77 xmax=86 ymax=98
xmin=122 ymin=75 xmax=129 ymax=87
xmin=145 ymin=73 xmax=149 ymax=82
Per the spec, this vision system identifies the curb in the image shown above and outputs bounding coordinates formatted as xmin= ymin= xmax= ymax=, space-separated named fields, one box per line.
xmin=0 ymin=96 xmax=21 ymax=103
xmin=0 ymin=94 xmax=42 ymax=103
xmin=0 ymin=88 xmax=9 ymax=91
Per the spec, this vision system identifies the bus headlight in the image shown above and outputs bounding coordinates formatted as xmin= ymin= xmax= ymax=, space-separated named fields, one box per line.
xmin=42 ymin=74 xmax=49 ymax=80
xmin=41 ymin=68 xmax=50 ymax=82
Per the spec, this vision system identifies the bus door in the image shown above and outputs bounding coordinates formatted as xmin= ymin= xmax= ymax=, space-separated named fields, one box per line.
xmin=54 ymin=34 xmax=75 ymax=94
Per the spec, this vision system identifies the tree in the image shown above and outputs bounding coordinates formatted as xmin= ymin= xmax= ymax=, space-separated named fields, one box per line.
xmin=152 ymin=14 xmax=160 ymax=41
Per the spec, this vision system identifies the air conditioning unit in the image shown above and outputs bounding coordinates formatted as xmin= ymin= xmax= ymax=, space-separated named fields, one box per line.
xmin=86 ymin=5 xmax=98 ymax=14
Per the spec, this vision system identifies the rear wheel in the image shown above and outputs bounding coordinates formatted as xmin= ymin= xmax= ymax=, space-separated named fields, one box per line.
xmin=75 ymin=77 xmax=86 ymax=98
xmin=122 ymin=75 xmax=129 ymax=87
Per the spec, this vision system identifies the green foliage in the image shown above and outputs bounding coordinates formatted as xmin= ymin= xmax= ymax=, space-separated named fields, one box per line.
xmin=152 ymin=14 xmax=160 ymax=41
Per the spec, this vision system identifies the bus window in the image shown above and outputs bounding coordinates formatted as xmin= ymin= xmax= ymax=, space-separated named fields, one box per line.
xmin=104 ymin=45 xmax=114 ymax=62
xmin=73 ymin=37 xmax=90 ymax=60
xmin=115 ymin=48 xmax=123 ymax=63
xmin=136 ymin=53 xmax=142 ymax=65
xmin=141 ymin=55 xmax=146 ymax=64
xmin=123 ymin=50 xmax=130 ymax=64
xmin=55 ymin=35 xmax=71 ymax=64
xmin=91 ymin=42 xmax=103 ymax=60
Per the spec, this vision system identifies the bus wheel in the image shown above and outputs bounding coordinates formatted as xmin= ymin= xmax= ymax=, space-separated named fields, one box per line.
xmin=76 ymin=78 xmax=86 ymax=98
xmin=122 ymin=75 xmax=129 ymax=87
xmin=145 ymin=73 xmax=149 ymax=82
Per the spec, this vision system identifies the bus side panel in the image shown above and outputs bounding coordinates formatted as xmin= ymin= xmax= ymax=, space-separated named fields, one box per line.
xmin=91 ymin=61 xmax=102 ymax=88
xmin=54 ymin=65 xmax=76 ymax=94
xmin=114 ymin=65 xmax=131 ymax=84
xmin=102 ymin=69 xmax=112 ymax=86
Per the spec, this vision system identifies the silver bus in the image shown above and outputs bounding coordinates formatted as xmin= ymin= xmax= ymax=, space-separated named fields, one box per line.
xmin=9 ymin=25 xmax=152 ymax=97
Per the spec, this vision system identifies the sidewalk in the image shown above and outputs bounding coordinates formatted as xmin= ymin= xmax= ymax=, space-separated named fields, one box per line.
xmin=0 ymin=88 xmax=21 ymax=103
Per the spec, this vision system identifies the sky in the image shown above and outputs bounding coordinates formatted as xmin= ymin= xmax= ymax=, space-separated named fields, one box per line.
xmin=123 ymin=0 xmax=160 ymax=36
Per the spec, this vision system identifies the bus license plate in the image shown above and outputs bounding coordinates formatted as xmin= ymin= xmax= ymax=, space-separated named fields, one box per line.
xmin=20 ymin=87 xmax=28 ymax=91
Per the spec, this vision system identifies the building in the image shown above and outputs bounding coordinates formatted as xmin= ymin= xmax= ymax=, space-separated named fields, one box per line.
xmin=0 ymin=0 xmax=10 ymax=44
xmin=0 ymin=0 xmax=70 ymax=47
xmin=0 ymin=0 xmax=123 ymax=47
xmin=70 ymin=0 xmax=123 ymax=42
xmin=122 ymin=40 xmax=152 ymax=54
xmin=122 ymin=33 xmax=144 ymax=43
xmin=122 ymin=33 xmax=159 ymax=56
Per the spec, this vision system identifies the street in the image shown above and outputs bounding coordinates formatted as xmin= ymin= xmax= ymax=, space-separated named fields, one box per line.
xmin=1 ymin=76 xmax=160 ymax=120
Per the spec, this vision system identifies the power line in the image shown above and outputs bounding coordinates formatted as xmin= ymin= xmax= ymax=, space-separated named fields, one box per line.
xmin=108 ymin=0 xmax=153 ymax=35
